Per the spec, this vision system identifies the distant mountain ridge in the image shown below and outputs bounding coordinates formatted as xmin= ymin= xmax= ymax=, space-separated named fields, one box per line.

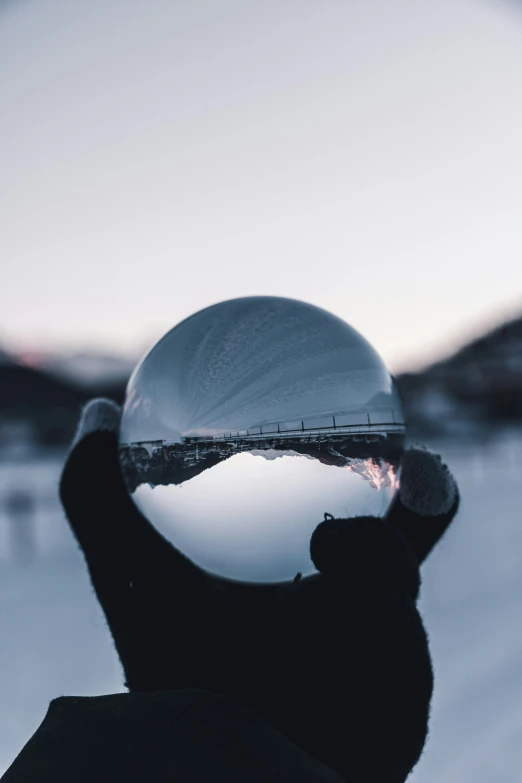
xmin=15 ymin=350 xmax=136 ymax=388
xmin=0 ymin=355 xmax=127 ymax=447
xmin=397 ymin=313 xmax=522 ymax=437
xmin=1 ymin=313 xmax=521 ymax=446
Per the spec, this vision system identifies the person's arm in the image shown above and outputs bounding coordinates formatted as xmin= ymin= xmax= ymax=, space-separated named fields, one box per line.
xmin=58 ymin=399 xmax=459 ymax=783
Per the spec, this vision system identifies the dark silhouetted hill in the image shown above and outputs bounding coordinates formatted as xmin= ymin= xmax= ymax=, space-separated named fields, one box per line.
xmin=0 ymin=357 xmax=127 ymax=447
xmin=396 ymin=313 xmax=522 ymax=438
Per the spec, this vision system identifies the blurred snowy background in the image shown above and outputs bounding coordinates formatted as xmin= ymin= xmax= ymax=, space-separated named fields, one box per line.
xmin=2 ymin=0 xmax=522 ymax=779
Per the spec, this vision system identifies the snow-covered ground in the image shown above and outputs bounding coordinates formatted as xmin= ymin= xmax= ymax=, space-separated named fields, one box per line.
xmin=0 ymin=433 xmax=521 ymax=780
xmin=0 ymin=454 xmax=125 ymax=775
xmin=410 ymin=431 xmax=522 ymax=783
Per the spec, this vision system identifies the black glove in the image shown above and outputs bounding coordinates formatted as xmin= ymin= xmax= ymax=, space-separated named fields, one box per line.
xmin=59 ymin=399 xmax=459 ymax=783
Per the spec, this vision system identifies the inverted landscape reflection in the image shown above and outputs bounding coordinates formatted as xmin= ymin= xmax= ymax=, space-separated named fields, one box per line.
xmin=119 ymin=296 xmax=405 ymax=582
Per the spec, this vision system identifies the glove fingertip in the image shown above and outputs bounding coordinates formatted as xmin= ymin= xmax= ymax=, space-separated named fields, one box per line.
xmin=399 ymin=447 xmax=458 ymax=519
xmin=72 ymin=398 xmax=122 ymax=450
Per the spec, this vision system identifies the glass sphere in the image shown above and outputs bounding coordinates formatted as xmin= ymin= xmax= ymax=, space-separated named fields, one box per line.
xmin=119 ymin=296 xmax=405 ymax=583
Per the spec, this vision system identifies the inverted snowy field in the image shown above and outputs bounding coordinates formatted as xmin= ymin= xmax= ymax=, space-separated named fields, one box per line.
xmin=0 ymin=432 xmax=521 ymax=781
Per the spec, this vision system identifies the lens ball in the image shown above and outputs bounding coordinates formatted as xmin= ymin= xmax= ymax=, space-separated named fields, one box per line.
xmin=119 ymin=296 xmax=405 ymax=583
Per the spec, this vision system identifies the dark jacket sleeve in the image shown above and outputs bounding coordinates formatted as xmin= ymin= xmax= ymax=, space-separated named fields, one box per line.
xmin=1 ymin=690 xmax=344 ymax=783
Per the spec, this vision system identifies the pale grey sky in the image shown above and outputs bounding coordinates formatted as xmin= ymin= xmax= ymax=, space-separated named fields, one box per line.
xmin=2 ymin=0 xmax=522 ymax=372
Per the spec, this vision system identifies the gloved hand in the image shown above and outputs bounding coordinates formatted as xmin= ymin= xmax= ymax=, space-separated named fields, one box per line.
xmin=60 ymin=398 xmax=459 ymax=783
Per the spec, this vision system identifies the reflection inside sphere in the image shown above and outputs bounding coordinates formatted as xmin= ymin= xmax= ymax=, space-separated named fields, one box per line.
xmin=119 ymin=296 xmax=405 ymax=583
